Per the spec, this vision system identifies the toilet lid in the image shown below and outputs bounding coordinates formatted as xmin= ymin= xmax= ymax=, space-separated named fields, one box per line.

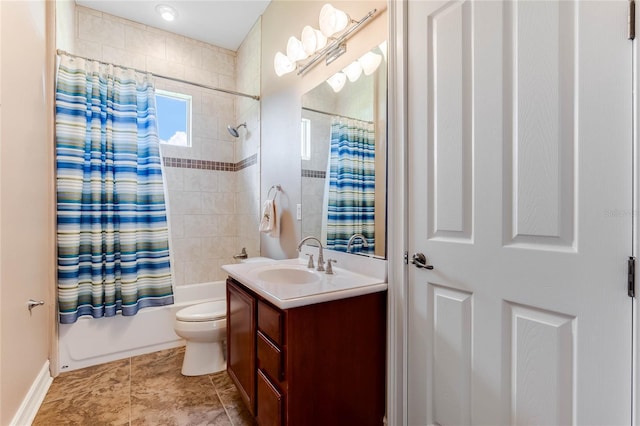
xmin=176 ymin=301 xmax=226 ymax=322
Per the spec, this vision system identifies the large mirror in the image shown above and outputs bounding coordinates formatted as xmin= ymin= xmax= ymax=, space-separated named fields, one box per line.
xmin=301 ymin=42 xmax=387 ymax=258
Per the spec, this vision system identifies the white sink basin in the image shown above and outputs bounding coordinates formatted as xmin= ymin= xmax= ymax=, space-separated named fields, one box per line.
xmin=256 ymin=266 xmax=321 ymax=285
xmin=222 ymin=258 xmax=387 ymax=309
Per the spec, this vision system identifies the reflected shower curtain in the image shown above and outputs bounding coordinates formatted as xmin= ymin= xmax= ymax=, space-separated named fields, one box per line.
xmin=326 ymin=117 xmax=375 ymax=254
xmin=55 ymin=54 xmax=173 ymax=324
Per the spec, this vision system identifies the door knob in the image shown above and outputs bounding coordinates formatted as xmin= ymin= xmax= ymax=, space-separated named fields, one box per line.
xmin=411 ymin=253 xmax=434 ymax=270
xmin=27 ymin=299 xmax=44 ymax=312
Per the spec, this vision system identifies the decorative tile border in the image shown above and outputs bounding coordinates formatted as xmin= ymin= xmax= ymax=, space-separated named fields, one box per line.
xmin=237 ymin=154 xmax=258 ymax=171
xmin=301 ymin=169 xmax=326 ymax=179
xmin=163 ymin=153 xmax=257 ymax=172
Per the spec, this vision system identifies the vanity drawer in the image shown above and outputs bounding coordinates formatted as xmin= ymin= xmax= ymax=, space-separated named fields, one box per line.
xmin=258 ymin=300 xmax=283 ymax=345
xmin=257 ymin=369 xmax=284 ymax=426
xmin=258 ymin=331 xmax=284 ymax=381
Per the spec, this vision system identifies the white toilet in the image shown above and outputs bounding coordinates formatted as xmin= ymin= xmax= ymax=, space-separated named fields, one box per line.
xmin=174 ymin=300 xmax=227 ymax=376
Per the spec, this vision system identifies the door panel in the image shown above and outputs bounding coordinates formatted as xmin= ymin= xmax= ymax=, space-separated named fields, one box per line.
xmin=428 ymin=0 xmax=473 ymax=241
xmin=503 ymin=0 xmax=576 ymax=248
xmin=506 ymin=302 xmax=574 ymax=425
xmin=408 ymin=1 xmax=632 ymax=424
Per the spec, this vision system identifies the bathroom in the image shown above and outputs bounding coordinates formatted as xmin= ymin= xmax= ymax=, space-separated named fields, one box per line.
xmin=3 ymin=0 xmax=640 ymax=424
xmin=3 ymin=0 xmax=390 ymax=423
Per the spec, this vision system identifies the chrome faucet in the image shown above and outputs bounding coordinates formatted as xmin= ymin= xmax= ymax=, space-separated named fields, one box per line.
xmin=233 ymin=247 xmax=248 ymax=260
xmin=346 ymin=233 xmax=370 ymax=253
xmin=297 ymin=236 xmax=325 ymax=271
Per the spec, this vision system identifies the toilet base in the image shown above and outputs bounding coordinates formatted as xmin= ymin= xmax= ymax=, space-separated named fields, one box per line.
xmin=181 ymin=341 xmax=226 ymax=376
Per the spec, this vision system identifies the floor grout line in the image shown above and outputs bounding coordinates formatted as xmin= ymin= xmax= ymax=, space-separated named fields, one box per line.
xmin=211 ymin=375 xmax=235 ymax=425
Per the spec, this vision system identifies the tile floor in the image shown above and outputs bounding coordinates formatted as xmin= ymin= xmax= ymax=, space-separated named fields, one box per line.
xmin=33 ymin=347 xmax=255 ymax=426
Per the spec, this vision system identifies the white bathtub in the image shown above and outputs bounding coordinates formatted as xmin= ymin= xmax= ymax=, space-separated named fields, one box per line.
xmin=58 ymin=281 xmax=226 ymax=372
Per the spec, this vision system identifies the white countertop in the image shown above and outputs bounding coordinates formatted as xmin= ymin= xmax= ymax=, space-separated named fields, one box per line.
xmin=221 ymin=257 xmax=388 ymax=309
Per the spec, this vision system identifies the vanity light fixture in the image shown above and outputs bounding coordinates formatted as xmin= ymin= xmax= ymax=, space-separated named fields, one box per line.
xmin=342 ymin=61 xmax=363 ymax=82
xmin=319 ymin=3 xmax=351 ymax=37
xmin=325 ymin=43 xmax=347 ymax=66
xmin=301 ymin=26 xmax=327 ymax=56
xmin=273 ymin=4 xmax=378 ymax=77
xmin=286 ymin=36 xmax=308 ymax=62
xmin=274 ymin=52 xmax=296 ymax=77
xmin=322 ymin=43 xmax=386 ymax=93
xmin=358 ymin=51 xmax=383 ymax=76
xmin=326 ymin=72 xmax=347 ymax=93
xmin=155 ymin=4 xmax=177 ymax=22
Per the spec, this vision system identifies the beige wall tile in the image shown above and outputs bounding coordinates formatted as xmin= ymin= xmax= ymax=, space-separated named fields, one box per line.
xmin=202 ymin=193 xmax=235 ymax=215
xmin=146 ymin=56 xmax=184 ymax=79
xmin=167 ymin=191 xmax=201 ymax=214
xmin=184 ymin=214 xmax=217 ymax=237
xmin=184 ymin=66 xmax=218 ymax=87
xmin=124 ymin=26 xmax=165 ymax=59
xmin=171 ymin=237 xmax=202 ymax=261
xmin=102 ymin=45 xmax=146 ymax=70
xmin=217 ymin=215 xmax=238 ymax=237
xmin=77 ymin=9 xmax=125 ymax=48
xmin=201 ymin=140 xmax=231 ymax=163
xmin=169 ymin=214 xmax=184 ymax=238
xmin=166 ymin=36 xmax=203 ymax=69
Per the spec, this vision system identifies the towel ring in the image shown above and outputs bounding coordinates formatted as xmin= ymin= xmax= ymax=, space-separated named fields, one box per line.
xmin=267 ymin=184 xmax=282 ymax=201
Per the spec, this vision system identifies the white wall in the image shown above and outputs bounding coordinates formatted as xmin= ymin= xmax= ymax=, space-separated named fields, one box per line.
xmin=260 ymin=0 xmax=387 ymax=259
xmin=0 ymin=1 xmax=55 ymax=423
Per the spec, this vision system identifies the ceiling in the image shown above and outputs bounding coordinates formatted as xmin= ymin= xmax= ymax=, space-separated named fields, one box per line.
xmin=75 ymin=0 xmax=271 ymax=51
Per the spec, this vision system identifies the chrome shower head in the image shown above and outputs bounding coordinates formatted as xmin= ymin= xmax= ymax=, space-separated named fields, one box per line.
xmin=227 ymin=122 xmax=247 ymax=138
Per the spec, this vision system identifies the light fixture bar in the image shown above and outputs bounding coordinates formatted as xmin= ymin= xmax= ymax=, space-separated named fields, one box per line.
xmin=296 ymin=8 xmax=378 ymax=76
xmin=325 ymin=43 xmax=347 ymax=66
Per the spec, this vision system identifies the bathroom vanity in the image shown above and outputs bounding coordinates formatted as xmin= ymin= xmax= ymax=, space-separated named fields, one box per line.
xmin=223 ymin=259 xmax=387 ymax=425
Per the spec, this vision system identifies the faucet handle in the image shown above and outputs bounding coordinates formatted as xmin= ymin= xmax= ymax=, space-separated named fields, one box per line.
xmin=325 ymin=259 xmax=337 ymax=274
xmin=306 ymin=253 xmax=315 ymax=269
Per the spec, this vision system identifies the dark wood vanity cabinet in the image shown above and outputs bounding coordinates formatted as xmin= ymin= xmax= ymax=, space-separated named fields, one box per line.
xmin=226 ymin=279 xmax=257 ymax=415
xmin=226 ymin=277 xmax=387 ymax=426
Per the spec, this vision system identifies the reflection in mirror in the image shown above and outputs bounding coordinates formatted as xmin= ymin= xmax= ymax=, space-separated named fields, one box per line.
xmin=301 ymin=42 xmax=387 ymax=258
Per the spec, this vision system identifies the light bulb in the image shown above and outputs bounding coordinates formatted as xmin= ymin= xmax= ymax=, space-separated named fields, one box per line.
xmin=286 ymin=36 xmax=308 ymax=62
xmin=274 ymin=52 xmax=295 ymax=76
xmin=319 ymin=4 xmax=350 ymax=37
xmin=155 ymin=5 xmax=177 ymax=22
xmin=379 ymin=40 xmax=388 ymax=62
xmin=326 ymin=72 xmax=347 ymax=92
xmin=301 ymin=26 xmax=327 ymax=55
xmin=343 ymin=61 xmax=363 ymax=82
xmin=358 ymin=51 xmax=382 ymax=76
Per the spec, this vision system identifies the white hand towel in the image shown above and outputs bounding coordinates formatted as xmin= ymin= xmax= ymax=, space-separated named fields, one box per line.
xmin=259 ymin=199 xmax=278 ymax=237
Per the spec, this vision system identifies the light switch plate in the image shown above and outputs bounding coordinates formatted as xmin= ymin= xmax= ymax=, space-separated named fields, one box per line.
xmin=296 ymin=204 xmax=302 ymax=220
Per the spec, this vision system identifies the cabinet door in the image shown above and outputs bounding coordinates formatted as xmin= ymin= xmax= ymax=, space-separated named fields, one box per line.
xmin=227 ymin=279 xmax=257 ymax=415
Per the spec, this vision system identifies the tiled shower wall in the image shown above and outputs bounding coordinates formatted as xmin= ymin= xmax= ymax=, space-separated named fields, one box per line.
xmin=71 ymin=6 xmax=261 ymax=285
xmin=235 ymin=20 xmax=262 ymax=261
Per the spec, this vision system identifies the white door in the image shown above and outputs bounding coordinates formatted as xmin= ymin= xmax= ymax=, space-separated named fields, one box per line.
xmin=407 ymin=1 xmax=633 ymax=424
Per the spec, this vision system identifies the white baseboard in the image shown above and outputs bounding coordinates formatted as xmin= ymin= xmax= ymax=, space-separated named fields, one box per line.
xmin=10 ymin=361 xmax=53 ymax=426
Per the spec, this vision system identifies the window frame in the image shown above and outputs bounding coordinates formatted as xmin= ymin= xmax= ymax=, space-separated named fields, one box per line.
xmin=301 ymin=118 xmax=311 ymax=160
xmin=155 ymin=89 xmax=193 ymax=148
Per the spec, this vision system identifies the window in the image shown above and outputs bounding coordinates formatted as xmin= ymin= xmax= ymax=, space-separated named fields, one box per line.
xmin=301 ymin=118 xmax=311 ymax=160
xmin=156 ymin=90 xmax=192 ymax=147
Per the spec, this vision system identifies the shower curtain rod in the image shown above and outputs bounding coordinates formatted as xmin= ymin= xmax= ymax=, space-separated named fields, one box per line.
xmin=302 ymin=106 xmax=374 ymax=124
xmin=56 ymin=49 xmax=260 ymax=101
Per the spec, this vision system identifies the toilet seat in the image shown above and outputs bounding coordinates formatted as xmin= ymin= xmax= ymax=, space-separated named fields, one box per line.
xmin=176 ymin=301 xmax=226 ymax=322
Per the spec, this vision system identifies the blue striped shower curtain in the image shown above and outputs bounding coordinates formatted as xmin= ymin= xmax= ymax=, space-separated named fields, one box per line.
xmin=326 ymin=117 xmax=375 ymax=254
xmin=55 ymin=55 xmax=173 ymax=324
